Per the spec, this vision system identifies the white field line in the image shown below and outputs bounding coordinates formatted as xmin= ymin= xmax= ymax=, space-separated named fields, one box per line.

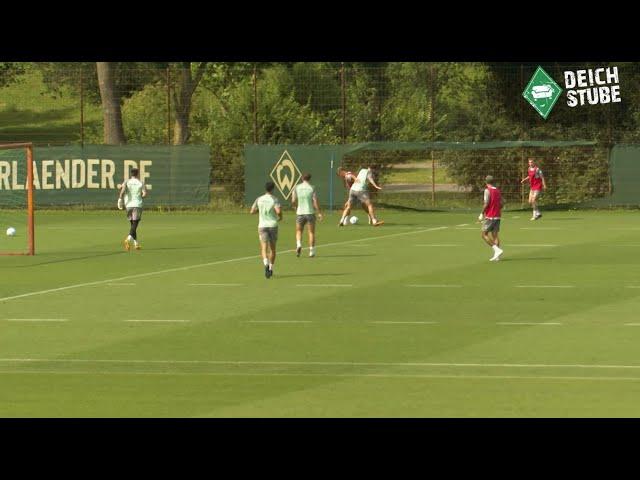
xmin=188 ymin=283 xmax=244 ymax=287
xmin=3 ymin=370 xmax=640 ymax=382
xmin=496 ymin=322 xmax=562 ymax=326
xmin=4 ymin=318 xmax=68 ymax=322
xmin=104 ymin=283 xmax=136 ymax=286
xmin=371 ymin=321 xmax=437 ymax=325
xmin=626 ymin=286 xmax=640 ymax=289
xmin=6 ymin=358 xmax=640 ymax=370
xmin=625 ymin=323 xmax=640 ymax=326
xmin=407 ymin=284 xmax=462 ymax=288
xmin=603 ymin=244 xmax=640 ymax=247
xmin=0 ymin=226 xmax=448 ymax=304
xmin=125 ymin=319 xmax=190 ymax=323
xmin=455 ymin=227 xmax=478 ymax=230
xmin=520 ymin=227 xmax=562 ymax=230
xmin=296 ymin=284 xmax=352 ymax=288
xmin=515 ymin=285 xmax=575 ymax=288
xmin=456 ymin=224 xmax=469 ymax=227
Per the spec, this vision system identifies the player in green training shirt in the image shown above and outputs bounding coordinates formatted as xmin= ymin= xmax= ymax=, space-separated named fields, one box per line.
xmin=339 ymin=166 xmax=384 ymax=227
xmin=291 ymin=173 xmax=323 ymax=258
xmin=250 ymin=181 xmax=282 ymax=279
xmin=118 ymin=168 xmax=148 ymax=251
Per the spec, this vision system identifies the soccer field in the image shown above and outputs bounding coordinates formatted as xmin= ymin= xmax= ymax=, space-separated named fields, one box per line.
xmin=2 ymin=208 xmax=640 ymax=417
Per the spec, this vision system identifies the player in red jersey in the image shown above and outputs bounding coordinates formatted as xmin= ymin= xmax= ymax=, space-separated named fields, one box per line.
xmin=520 ymin=158 xmax=547 ymax=220
xmin=336 ymin=167 xmax=374 ymax=225
xmin=478 ymin=175 xmax=504 ymax=262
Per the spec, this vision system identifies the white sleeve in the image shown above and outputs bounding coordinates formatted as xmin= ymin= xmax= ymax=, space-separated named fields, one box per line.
xmin=367 ymin=170 xmax=375 ymax=183
xmin=483 ymin=188 xmax=490 ymax=204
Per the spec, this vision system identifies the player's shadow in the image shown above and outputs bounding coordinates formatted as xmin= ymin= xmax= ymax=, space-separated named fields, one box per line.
xmin=276 ymin=273 xmax=351 ymax=278
xmin=142 ymin=246 xmax=209 ymax=251
xmin=499 ymin=257 xmax=555 ymax=262
xmin=320 ymin=254 xmax=376 ymax=258
xmin=8 ymin=251 xmax=125 ymax=268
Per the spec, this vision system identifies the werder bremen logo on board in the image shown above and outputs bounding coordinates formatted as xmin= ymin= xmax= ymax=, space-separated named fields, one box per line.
xmin=523 ymin=66 xmax=563 ymax=119
xmin=270 ymin=150 xmax=302 ymax=200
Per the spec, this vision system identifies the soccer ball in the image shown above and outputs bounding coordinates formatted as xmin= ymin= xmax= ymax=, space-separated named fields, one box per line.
xmin=6 ymin=227 xmax=16 ymax=237
xmin=349 ymin=216 xmax=359 ymax=225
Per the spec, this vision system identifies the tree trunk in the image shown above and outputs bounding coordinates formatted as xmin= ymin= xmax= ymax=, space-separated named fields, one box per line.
xmin=172 ymin=62 xmax=207 ymax=145
xmin=96 ymin=62 xmax=126 ymax=145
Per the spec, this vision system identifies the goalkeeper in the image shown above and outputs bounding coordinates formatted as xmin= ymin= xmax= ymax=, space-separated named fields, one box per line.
xmin=118 ymin=168 xmax=148 ymax=251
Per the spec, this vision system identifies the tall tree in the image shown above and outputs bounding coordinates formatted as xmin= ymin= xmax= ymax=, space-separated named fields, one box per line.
xmin=172 ymin=62 xmax=207 ymax=144
xmin=0 ymin=62 xmax=25 ymax=88
xmin=96 ymin=62 xmax=126 ymax=144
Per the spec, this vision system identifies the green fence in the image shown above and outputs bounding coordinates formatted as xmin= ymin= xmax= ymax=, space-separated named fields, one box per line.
xmin=0 ymin=145 xmax=211 ymax=207
xmin=244 ymin=141 xmax=615 ymax=210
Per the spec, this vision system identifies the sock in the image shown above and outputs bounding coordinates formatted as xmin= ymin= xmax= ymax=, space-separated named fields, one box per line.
xmin=492 ymin=245 xmax=499 ymax=252
xmin=309 ymin=247 xmax=315 ymax=255
xmin=263 ymin=258 xmax=269 ymax=267
xmin=296 ymin=240 xmax=302 ymax=248
xmin=127 ymin=235 xmax=133 ymax=242
xmin=269 ymin=263 xmax=273 ymax=271
xmin=340 ymin=215 xmax=347 ymax=223
xmin=133 ymin=240 xmax=139 ymax=246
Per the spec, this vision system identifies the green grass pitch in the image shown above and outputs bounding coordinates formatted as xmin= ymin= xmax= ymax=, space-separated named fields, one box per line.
xmin=2 ymin=208 xmax=640 ymax=417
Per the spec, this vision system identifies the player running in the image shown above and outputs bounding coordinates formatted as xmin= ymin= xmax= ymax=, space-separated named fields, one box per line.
xmin=250 ymin=181 xmax=282 ymax=279
xmin=338 ymin=166 xmax=384 ymax=227
xmin=118 ymin=168 xmax=147 ymax=251
xmin=479 ymin=175 xmax=504 ymax=262
xmin=291 ymin=173 xmax=323 ymax=258
xmin=520 ymin=158 xmax=547 ymax=220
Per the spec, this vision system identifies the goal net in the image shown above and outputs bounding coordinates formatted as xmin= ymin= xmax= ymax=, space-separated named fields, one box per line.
xmin=0 ymin=143 xmax=35 ymax=255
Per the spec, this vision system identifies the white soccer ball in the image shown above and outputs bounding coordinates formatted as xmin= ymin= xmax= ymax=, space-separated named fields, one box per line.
xmin=349 ymin=216 xmax=358 ymax=225
xmin=6 ymin=227 xmax=16 ymax=237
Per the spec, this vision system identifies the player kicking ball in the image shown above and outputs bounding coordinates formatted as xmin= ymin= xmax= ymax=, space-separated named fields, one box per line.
xmin=479 ymin=175 xmax=504 ymax=262
xmin=338 ymin=166 xmax=384 ymax=227
xmin=337 ymin=168 xmax=374 ymax=224
xmin=118 ymin=168 xmax=147 ymax=251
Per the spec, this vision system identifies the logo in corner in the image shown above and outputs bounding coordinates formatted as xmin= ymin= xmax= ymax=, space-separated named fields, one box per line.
xmin=270 ymin=150 xmax=302 ymax=200
xmin=523 ymin=66 xmax=563 ymax=119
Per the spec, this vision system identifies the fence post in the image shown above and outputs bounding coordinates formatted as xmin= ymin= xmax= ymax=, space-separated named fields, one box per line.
xmin=79 ymin=67 xmax=84 ymax=148
xmin=520 ymin=64 xmax=526 ymax=208
xmin=341 ymin=62 xmax=346 ymax=144
xmin=253 ymin=65 xmax=258 ymax=144
xmin=430 ymin=63 xmax=436 ymax=207
xmin=166 ymin=66 xmax=171 ymax=145
xmin=329 ymin=153 xmax=334 ymax=212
